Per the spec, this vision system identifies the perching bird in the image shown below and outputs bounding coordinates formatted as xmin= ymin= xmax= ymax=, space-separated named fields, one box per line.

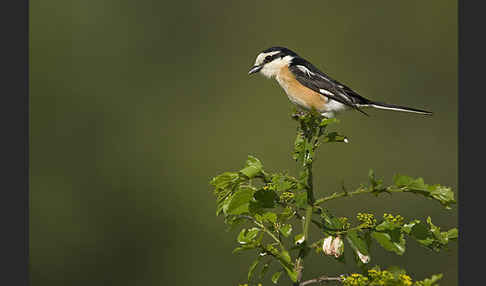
xmin=248 ymin=46 xmax=432 ymax=118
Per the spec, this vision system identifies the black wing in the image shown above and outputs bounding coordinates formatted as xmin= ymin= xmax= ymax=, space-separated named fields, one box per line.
xmin=288 ymin=57 xmax=371 ymax=115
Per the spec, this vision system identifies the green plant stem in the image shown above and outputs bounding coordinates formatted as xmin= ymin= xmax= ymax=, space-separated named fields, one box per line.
xmin=255 ymin=221 xmax=284 ymax=248
xmin=303 ymin=206 xmax=313 ymax=242
xmin=314 ymin=186 xmax=408 ymax=205
xmin=295 ymin=126 xmax=318 ymax=285
xmin=236 ymin=215 xmax=284 ymax=249
xmin=306 ymin=162 xmax=315 ymax=204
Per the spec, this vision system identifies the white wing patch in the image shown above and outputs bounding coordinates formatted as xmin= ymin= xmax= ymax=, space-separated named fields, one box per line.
xmin=319 ymin=88 xmax=334 ymax=97
xmin=296 ymin=65 xmax=314 ymax=77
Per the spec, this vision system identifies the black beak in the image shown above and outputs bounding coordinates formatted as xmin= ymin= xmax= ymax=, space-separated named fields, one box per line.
xmin=248 ymin=65 xmax=262 ymax=75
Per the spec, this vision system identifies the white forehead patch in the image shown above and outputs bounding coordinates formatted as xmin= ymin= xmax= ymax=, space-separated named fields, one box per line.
xmin=254 ymin=51 xmax=280 ymax=66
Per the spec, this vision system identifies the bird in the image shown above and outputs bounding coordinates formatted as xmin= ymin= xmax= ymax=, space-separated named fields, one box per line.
xmin=248 ymin=46 xmax=432 ymax=118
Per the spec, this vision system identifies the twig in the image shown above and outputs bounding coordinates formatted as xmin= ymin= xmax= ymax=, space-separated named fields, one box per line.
xmin=300 ymin=275 xmax=343 ymax=286
xmin=314 ymin=186 xmax=407 ymax=205
xmin=235 ymin=215 xmax=284 ymax=248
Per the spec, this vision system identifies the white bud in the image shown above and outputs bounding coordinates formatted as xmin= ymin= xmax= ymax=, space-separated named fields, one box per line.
xmin=322 ymin=236 xmax=334 ymax=256
xmin=357 ymin=250 xmax=370 ymax=264
xmin=331 ymin=236 xmax=344 ymax=258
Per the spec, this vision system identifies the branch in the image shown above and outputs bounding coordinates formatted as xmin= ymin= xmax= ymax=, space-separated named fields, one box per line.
xmin=300 ymin=275 xmax=343 ymax=286
xmin=314 ymin=186 xmax=407 ymax=205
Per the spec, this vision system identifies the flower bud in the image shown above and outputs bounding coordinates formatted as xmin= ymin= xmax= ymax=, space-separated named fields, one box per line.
xmin=357 ymin=250 xmax=370 ymax=264
xmin=322 ymin=236 xmax=333 ymax=255
xmin=331 ymin=236 xmax=344 ymax=258
xmin=322 ymin=236 xmax=344 ymax=258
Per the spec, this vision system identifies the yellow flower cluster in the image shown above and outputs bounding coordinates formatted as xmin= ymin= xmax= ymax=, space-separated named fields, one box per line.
xmin=383 ymin=213 xmax=405 ymax=225
xmin=338 ymin=216 xmax=351 ymax=230
xmin=343 ymin=269 xmax=413 ymax=286
xmin=356 ymin=212 xmax=377 ymax=228
xmin=342 ymin=273 xmax=369 ymax=286
xmin=399 ymin=274 xmax=413 ymax=286
xmin=279 ymin=191 xmax=294 ymax=202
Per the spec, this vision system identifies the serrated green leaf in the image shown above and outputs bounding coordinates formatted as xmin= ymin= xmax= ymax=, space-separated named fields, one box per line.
xmin=292 ymin=133 xmax=305 ymax=161
xmin=447 ymin=228 xmax=458 ymax=239
xmin=346 ymin=230 xmax=369 ymax=256
xmin=278 ymin=207 xmax=295 ymax=222
xmin=212 ymin=172 xmax=241 ymax=216
xmin=237 ymin=228 xmax=260 ymax=245
xmin=247 ymin=258 xmax=260 ymax=281
xmin=427 ymin=217 xmax=448 ymax=244
xmin=371 ymin=231 xmax=406 ymax=255
xmin=240 ymin=155 xmax=263 ymax=178
xmin=262 ymin=212 xmax=277 ymax=224
xmin=393 ymin=174 xmax=456 ymax=208
xmin=428 ymin=185 xmax=456 ymax=209
xmin=427 ymin=217 xmax=441 ymax=238
xmin=405 ymin=218 xmax=457 ymax=252
xmin=271 ymin=271 xmax=283 ymax=284
xmin=294 ymin=192 xmax=307 ymax=209
xmin=402 ymin=219 xmax=421 ymax=234
xmin=368 ymin=169 xmax=383 ymax=188
xmin=265 ymin=245 xmax=297 ymax=283
xmin=271 ymin=173 xmax=295 ymax=192
xmin=321 ymin=210 xmax=346 ymax=231
xmin=223 ymin=215 xmax=247 ymax=230
xmin=226 ymin=186 xmax=255 ymax=215
xmin=322 ymin=131 xmax=347 ymax=143
xmin=319 ymin=117 xmax=339 ymax=126
xmin=417 ymin=273 xmax=443 ymax=286
xmin=253 ymin=213 xmax=263 ymax=223
xmin=280 ymin=249 xmax=292 ymax=264
xmin=280 ymin=224 xmax=293 ymax=237
xmin=375 ymin=220 xmax=402 ymax=233
xmin=409 ymin=221 xmax=431 ymax=241
xmin=368 ymin=169 xmax=375 ymax=181
xmin=210 ymin=172 xmax=239 ymax=189
xmin=216 ymin=193 xmax=233 ymax=216
xmin=393 ymin=174 xmax=412 ymax=186
xmin=393 ymin=174 xmax=425 ymax=189
xmin=254 ymin=189 xmax=278 ymax=208
xmin=232 ymin=244 xmax=257 ymax=254
xmin=232 ymin=247 xmax=245 ymax=254
xmin=248 ymin=200 xmax=264 ymax=215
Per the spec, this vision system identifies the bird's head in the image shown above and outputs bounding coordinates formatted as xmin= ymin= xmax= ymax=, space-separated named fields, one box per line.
xmin=248 ymin=47 xmax=298 ymax=78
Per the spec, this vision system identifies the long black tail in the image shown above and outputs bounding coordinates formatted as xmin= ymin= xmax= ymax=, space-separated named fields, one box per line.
xmin=358 ymin=101 xmax=433 ymax=116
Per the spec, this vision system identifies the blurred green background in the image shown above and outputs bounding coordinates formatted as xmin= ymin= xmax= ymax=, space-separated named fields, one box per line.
xmin=30 ymin=1 xmax=457 ymax=285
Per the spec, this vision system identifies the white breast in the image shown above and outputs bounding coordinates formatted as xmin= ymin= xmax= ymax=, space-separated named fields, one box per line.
xmin=260 ymin=55 xmax=294 ymax=78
